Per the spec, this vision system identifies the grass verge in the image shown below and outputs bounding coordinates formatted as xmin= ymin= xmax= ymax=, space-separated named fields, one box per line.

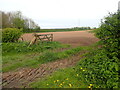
xmin=2 ymin=41 xmax=70 ymax=72
xmin=2 ymin=42 xmax=88 ymax=72
xmin=30 ymin=67 xmax=88 ymax=88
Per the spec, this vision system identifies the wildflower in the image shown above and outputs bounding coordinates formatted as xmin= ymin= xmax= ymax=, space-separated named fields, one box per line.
xmin=83 ymin=70 xmax=85 ymax=71
xmin=56 ymin=80 xmax=59 ymax=82
xmin=62 ymin=82 xmax=65 ymax=84
xmin=47 ymin=84 xmax=49 ymax=86
xmin=66 ymin=78 xmax=69 ymax=80
xmin=54 ymin=81 xmax=56 ymax=83
xmin=76 ymin=74 xmax=79 ymax=76
xmin=88 ymin=86 xmax=91 ymax=88
xmin=69 ymin=84 xmax=72 ymax=87
xmin=90 ymin=84 xmax=93 ymax=86
xmin=80 ymin=67 xmax=83 ymax=69
xmin=60 ymin=83 xmax=63 ymax=86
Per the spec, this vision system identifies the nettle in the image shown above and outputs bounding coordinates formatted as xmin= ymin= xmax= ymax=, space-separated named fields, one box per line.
xmin=76 ymin=11 xmax=120 ymax=88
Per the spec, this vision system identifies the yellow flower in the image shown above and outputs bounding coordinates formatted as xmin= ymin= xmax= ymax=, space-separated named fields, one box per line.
xmin=47 ymin=84 xmax=49 ymax=86
xmin=69 ymin=84 xmax=72 ymax=87
xmin=56 ymin=80 xmax=59 ymax=82
xmin=76 ymin=74 xmax=79 ymax=76
xmin=62 ymin=82 xmax=65 ymax=84
xmin=66 ymin=78 xmax=69 ymax=80
xmin=60 ymin=83 xmax=63 ymax=86
xmin=83 ymin=70 xmax=85 ymax=71
xmin=80 ymin=67 xmax=83 ymax=69
xmin=90 ymin=84 xmax=93 ymax=86
xmin=54 ymin=81 xmax=56 ymax=83
xmin=88 ymin=86 xmax=91 ymax=88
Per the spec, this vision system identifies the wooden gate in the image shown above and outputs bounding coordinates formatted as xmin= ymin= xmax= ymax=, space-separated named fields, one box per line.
xmin=29 ymin=33 xmax=53 ymax=46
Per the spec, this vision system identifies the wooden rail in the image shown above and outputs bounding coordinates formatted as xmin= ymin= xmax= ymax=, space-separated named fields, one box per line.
xmin=29 ymin=33 xmax=53 ymax=46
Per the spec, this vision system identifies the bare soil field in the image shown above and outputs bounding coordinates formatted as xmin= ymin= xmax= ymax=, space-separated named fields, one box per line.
xmin=22 ymin=30 xmax=99 ymax=46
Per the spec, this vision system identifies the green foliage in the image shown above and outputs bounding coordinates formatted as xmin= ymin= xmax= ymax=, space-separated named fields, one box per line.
xmin=2 ymin=28 xmax=23 ymax=42
xmin=95 ymin=11 xmax=120 ymax=57
xmin=75 ymin=11 xmax=120 ymax=88
xmin=38 ymin=47 xmax=82 ymax=64
xmin=76 ymin=49 xmax=119 ymax=88
xmin=2 ymin=41 xmax=68 ymax=54
xmin=2 ymin=41 xmax=70 ymax=72
xmin=13 ymin=17 xmax=25 ymax=29
xmin=2 ymin=11 xmax=40 ymax=30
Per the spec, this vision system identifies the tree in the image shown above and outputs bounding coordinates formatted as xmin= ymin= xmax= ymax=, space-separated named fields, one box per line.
xmin=1 ymin=11 xmax=40 ymax=31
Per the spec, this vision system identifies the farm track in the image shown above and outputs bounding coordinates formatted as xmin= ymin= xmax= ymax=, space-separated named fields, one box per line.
xmin=2 ymin=31 xmax=98 ymax=88
xmin=2 ymin=51 xmax=86 ymax=88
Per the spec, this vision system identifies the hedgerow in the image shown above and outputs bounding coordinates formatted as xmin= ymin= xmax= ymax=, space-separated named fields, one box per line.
xmin=76 ymin=11 xmax=120 ymax=88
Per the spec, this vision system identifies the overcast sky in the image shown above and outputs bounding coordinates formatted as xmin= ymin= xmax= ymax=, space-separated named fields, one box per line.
xmin=0 ymin=0 xmax=119 ymax=29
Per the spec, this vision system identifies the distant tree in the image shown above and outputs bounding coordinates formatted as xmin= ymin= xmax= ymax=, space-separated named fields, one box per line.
xmin=1 ymin=11 xmax=40 ymax=32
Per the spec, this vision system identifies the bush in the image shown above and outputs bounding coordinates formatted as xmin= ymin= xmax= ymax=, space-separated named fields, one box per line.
xmin=95 ymin=11 xmax=120 ymax=58
xmin=2 ymin=28 xmax=23 ymax=42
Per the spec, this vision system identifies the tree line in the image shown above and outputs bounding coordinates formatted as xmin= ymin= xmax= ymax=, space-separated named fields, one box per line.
xmin=1 ymin=11 xmax=40 ymax=32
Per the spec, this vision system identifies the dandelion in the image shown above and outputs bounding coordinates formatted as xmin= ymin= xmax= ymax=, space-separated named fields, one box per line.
xmin=47 ymin=84 xmax=49 ymax=86
xmin=69 ymin=84 xmax=72 ymax=87
xmin=66 ymin=78 xmax=69 ymax=80
xmin=83 ymin=70 xmax=85 ymax=71
xmin=88 ymin=86 xmax=91 ymax=88
xmin=90 ymin=84 xmax=93 ymax=86
xmin=56 ymin=80 xmax=59 ymax=82
xmin=76 ymin=74 xmax=79 ymax=76
xmin=60 ymin=83 xmax=63 ymax=86
xmin=80 ymin=67 xmax=83 ymax=69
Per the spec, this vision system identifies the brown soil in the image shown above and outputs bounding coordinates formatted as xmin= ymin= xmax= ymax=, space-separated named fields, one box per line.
xmin=22 ymin=31 xmax=99 ymax=46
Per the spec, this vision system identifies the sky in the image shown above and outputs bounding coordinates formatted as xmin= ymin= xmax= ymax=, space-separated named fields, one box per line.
xmin=0 ymin=0 xmax=119 ymax=29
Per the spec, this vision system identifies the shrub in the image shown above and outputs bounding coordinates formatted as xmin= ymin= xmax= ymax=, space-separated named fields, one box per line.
xmin=76 ymin=11 xmax=119 ymax=88
xmin=95 ymin=11 xmax=120 ymax=58
xmin=2 ymin=28 xmax=23 ymax=42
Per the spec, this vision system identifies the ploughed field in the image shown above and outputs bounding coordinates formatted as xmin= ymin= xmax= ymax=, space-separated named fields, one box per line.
xmin=22 ymin=30 xmax=99 ymax=46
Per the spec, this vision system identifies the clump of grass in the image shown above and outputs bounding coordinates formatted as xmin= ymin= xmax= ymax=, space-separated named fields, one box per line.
xmin=2 ymin=46 xmax=82 ymax=72
xmin=30 ymin=67 xmax=88 ymax=88
xmin=2 ymin=41 xmax=70 ymax=55
xmin=2 ymin=41 xmax=70 ymax=72
xmin=38 ymin=47 xmax=82 ymax=64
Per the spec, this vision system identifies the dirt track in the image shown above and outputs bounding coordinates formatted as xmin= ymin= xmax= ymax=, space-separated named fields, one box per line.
xmin=22 ymin=31 xmax=99 ymax=46
xmin=2 ymin=52 xmax=85 ymax=88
